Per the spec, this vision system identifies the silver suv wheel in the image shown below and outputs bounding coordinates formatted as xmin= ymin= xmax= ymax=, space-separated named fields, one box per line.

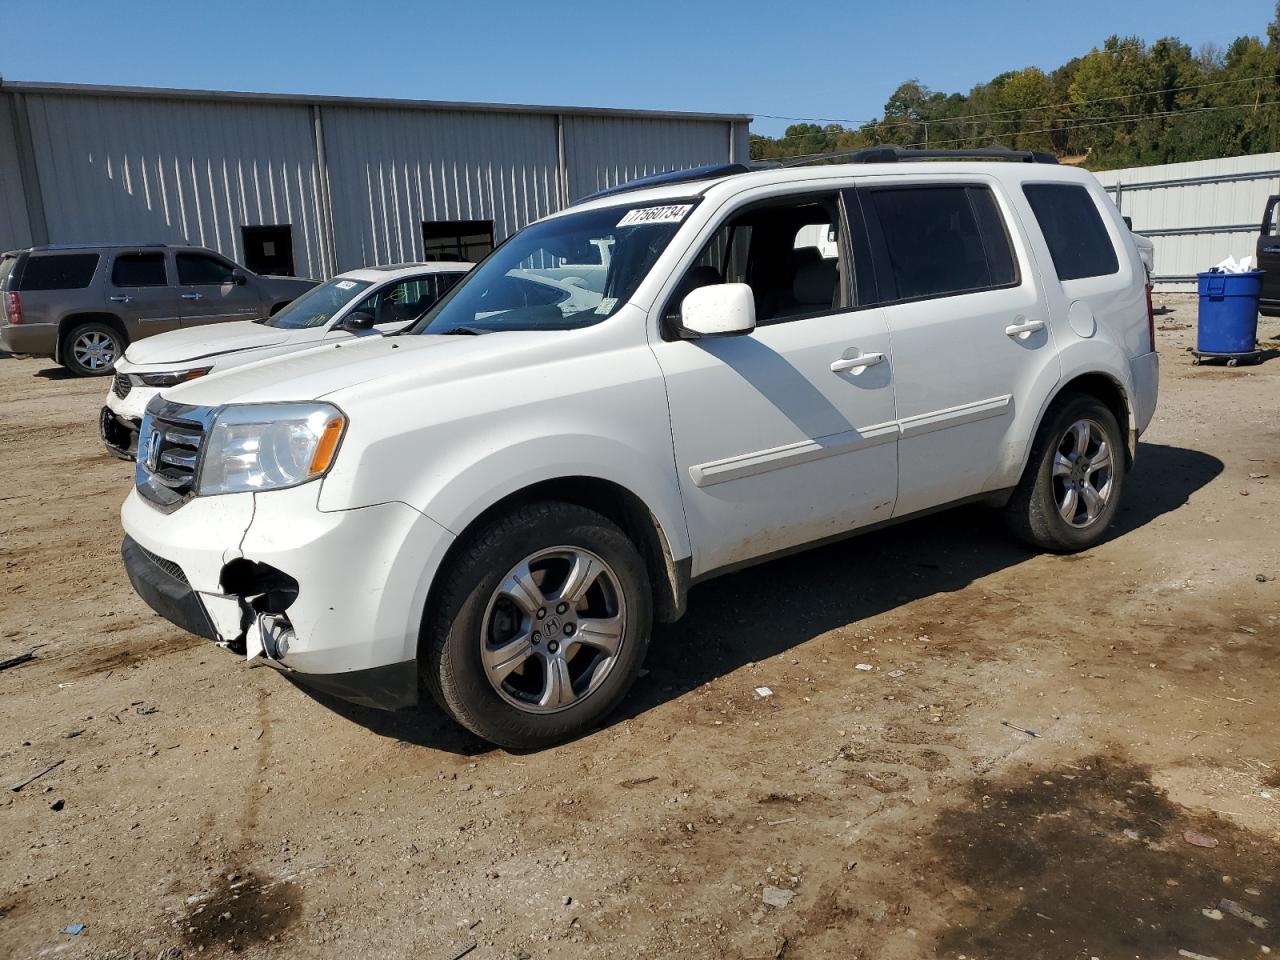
xmin=480 ymin=546 xmax=626 ymax=714
xmin=72 ymin=329 xmax=118 ymax=371
xmin=1053 ymin=418 xmax=1114 ymax=528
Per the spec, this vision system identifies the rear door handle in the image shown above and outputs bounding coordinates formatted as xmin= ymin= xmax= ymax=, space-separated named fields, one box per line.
xmin=108 ymin=295 xmax=132 ymax=303
xmin=1005 ymin=319 xmax=1046 ymax=338
xmin=831 ymin=352 xmax=885 ymax=374
xmin=181 ymin=292 xmax=203 ymax=301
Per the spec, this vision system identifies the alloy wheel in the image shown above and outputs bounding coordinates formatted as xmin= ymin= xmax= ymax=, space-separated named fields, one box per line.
xmin=480 ymin=546 xmax=627 ymax=714
xmin=1052 ymin=418 xmax=1114 ymax=528
xmin=72 ymin=331 xmax=118 ymax=371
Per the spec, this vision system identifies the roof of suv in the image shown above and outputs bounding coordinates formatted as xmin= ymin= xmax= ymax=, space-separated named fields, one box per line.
xmin=11 ymin=242 xmax=221 ymax=254
xmin=562 ymin=156 xmax=1099 ymax=219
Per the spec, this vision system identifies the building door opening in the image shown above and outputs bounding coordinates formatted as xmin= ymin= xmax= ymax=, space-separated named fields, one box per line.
xmin=422 ymin=220 xmax=494 ymax=263
xmin=241 ymin=225 xmax=295 ymax=276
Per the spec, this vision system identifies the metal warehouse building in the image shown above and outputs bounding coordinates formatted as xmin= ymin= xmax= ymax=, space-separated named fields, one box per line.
xmin=0 ymin=80 xmax=750 ymax=279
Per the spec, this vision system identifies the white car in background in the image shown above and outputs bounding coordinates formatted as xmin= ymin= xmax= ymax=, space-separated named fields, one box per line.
xmin=100 ymin=262 xmax=472 ymax=456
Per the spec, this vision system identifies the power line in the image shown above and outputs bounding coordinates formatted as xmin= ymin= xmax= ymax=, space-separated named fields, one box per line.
xmin=752 ymin=71 xmax=1275 ymax=134
xmin=749 ymin=94 xmax=1280 ymax=150
xmin=760 ymin=98 xmax=1280 ymax=162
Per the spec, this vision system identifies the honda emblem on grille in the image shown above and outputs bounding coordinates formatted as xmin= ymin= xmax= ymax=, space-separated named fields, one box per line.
xmin=145 ymin=429 xmax=162 ymax=472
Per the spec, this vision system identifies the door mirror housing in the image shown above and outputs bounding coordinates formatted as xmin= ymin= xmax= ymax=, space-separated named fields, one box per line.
xmin=231 ymin=269 xmax=247 ymax=286
xmin=339 ymin=310 xmax=376 ymax=332
xmin=678 ymin=283 xmax=756 ymax=339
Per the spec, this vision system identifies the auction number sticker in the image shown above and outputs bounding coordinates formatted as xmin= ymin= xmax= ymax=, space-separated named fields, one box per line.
xmin=617 ymin=204 xmax=693 ymax=228
xmin=334 ymin=280 xmax=357 ymax=290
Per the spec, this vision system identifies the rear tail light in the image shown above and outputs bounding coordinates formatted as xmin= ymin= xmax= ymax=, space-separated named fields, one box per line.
xmin=4 ymin=291 xmax=21 ymax=325
xmin=1145 ymin=283 xmax=1155 ymax=352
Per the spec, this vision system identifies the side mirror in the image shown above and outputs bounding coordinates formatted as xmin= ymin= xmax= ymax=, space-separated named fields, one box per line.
xmin=339 ymin=311 xmax=376 ymax=332
xmin=678 ymin=283 xmax=755 ymax=338
xmin=231 ymin=269 xmax=247 ymax=286
xmin=1121 ymin=216 xmax=1133 ymax=230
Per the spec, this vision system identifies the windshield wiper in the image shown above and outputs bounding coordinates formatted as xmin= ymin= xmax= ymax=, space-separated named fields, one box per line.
xmin=437 ymin=325 xmax=492 ymax=336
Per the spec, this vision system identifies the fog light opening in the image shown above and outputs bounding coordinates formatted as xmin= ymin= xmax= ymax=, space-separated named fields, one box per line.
xmin=219 ymin=558 xmax=300 ymax=655
xmin=256 ymin=611 xmax=295 ymax=663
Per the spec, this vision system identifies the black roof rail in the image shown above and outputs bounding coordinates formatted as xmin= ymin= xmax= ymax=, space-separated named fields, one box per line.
xmin=28 ymin=241 xmax=170 ymax=252
xmin=575 ymin=161 xmax=781 ymax=204
xmin=781 ymin=144 xmax=1058 ymax=167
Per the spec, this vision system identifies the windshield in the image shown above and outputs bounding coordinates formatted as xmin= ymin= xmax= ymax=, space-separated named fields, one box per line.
xmin=411 ymin=201 xmax=696 ymax=335
xmin=259 ymin=277 xmax=374 ymax=329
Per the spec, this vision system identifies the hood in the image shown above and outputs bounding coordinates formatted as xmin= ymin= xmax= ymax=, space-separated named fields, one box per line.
xmin=123 ymin=321 xmax=293 ymax=365
xmin=161 ymin=330 xmax=547 ymax=407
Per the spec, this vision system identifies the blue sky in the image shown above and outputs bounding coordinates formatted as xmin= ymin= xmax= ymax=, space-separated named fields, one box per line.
xmin=0 ymin=1 xmax=1272 ymax=136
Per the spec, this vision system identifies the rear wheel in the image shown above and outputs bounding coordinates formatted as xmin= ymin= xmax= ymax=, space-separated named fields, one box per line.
xmin=422 ymin=502 xmax=652 ymax=749
xmin=1004 ymin=393 xmax=1125 ymax=552
xmin=62 ymin=322 xmax=124 ymax=377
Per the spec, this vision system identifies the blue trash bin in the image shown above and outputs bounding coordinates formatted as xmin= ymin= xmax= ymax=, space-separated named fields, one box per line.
xmin=1196 ymin=270 xmax=1262 ymax=358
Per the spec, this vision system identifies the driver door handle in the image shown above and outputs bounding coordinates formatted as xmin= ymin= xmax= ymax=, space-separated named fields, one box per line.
xmin=181 ymin=292 xmax=204 ymax=301
xmin=1005 ymin=319 xmax=1046 ymax=338
xmin=831 ymin=352 xmax=885 ymax=374
xmin=108 ymin=295 xmax=132 ymax=303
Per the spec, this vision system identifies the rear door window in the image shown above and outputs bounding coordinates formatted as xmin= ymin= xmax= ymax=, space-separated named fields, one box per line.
xmin=1022 ymin=183 xmax=1119 ymax=281
xmin=176 ymin=253 xmax=236 ymax=285
xmin=862 ymin=185 xmax=1018 ymax=303
xmin=112 ymin=252 xmax=168 ymax=287
xmin=17 ymin=253 xmax=100 ymax=291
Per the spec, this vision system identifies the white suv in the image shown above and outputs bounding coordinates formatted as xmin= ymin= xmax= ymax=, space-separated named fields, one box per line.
xmin=100 ymin=263 xmax=471 ymax=456
xmin=119 ymin=147 xmax=1159 ymax=749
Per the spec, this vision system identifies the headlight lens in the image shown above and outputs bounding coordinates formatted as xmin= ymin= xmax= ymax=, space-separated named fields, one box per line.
xmin=198 ymin=403 xmax=346 ymax=495
xmin=137 ymin=367 xmax=212 ymax=387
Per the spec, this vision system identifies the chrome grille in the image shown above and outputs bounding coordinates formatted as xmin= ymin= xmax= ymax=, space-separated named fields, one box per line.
xmin=136 ymin=398 xmax=214 ymax=509
xmin=147 ymin=418 xmax=204 ymax=491
xmin=112 ymin=373 xmax=132 ymax=399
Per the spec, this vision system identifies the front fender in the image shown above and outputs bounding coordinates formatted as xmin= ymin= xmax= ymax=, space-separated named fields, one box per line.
xmin=397 ymin=432 xmax=692 ymax=564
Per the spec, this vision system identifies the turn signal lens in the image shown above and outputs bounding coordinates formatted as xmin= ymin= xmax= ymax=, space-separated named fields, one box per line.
xmin=309 ymin=415 xmax=346 ymax=476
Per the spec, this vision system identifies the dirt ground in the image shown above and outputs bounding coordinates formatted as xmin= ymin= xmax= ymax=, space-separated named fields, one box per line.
xmin=1 ymin=296 xmax=1277 ymax=960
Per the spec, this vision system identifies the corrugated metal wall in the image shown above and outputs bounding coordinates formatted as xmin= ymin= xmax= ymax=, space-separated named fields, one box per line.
xmin=0 ymin=96 xmax=32 ymax=252
xmin=1095 ymin=153 xmax=1280 ymax=291
xmin=19 ymin=93 xmax=332 ymax=278
xmin=564 ymin=115 xmax=733 ymax=201
xmin=321 ymin=106 xmax=561 ymax=272
xmin=0 ymin=84 xmax=747 ymax=278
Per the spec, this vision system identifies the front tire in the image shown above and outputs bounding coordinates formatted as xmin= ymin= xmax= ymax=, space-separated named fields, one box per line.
xmin=422 ymin=502 xmax=652 ymax=749
xmin=62 ymin=322 xmax=124 ymax=377
xmin=1004 ymin=393 xmax=1125 ymax=552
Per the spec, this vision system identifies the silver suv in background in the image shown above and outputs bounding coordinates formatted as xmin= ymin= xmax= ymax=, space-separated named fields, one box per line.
xmin=0 ymin=244 xmax=316 ymax=376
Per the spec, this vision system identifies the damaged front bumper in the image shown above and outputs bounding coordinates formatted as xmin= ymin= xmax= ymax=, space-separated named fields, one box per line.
xmin=119 ymin=484 xmax=456 ymax=711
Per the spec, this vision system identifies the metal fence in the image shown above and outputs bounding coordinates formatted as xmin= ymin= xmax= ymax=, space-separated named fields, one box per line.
xmin=1094 ymin=153 xmax=1280 ymax=291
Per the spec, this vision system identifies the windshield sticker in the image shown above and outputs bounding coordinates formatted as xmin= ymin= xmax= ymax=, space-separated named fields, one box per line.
xmin=617 ymin=204 xmax=693 ymax=228
xmin=334 ymin=280 xmax=357 ymax=290
xmin=594 ymin=296 xmax=619 ymax=315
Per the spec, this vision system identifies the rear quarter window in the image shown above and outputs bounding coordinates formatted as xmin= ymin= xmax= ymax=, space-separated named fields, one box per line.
xmin=16 ymin=253 xmax=100 ymax=291
xmin=1022 ymin=183 xmax=1119 ymax=281
xmin=0 ymin=254 xmax=18 ymax=290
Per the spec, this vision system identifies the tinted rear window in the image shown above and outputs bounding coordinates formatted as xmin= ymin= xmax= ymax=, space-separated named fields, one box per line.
xmin=17 ymin=254 xmax=99 ymax=291
xmin=1022 ymin=184 xmax=1119 ymax=281
xmin=866 ymin=185 xmax=1018 ymax=302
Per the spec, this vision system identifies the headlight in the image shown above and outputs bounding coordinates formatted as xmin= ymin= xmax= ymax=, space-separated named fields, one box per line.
xmin=198 ymin=403 xmax=346 ymax=495
xmin=137 ymin=367 xmax=212 ymax=387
